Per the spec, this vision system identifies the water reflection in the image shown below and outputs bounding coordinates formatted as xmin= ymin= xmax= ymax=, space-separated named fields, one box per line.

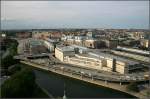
xmin=34 ymin=69 xmax=135 ymax=98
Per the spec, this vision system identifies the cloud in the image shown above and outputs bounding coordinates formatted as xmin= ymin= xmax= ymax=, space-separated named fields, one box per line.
xmin=1 ymin=1 xmax=81 ymax=21
xmin=1 ymin=1 xmax=149 ymax=29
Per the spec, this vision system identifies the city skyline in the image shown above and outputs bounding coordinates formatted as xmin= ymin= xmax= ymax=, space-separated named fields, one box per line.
xmin=1 ymin=1 xmax=149 ymax=30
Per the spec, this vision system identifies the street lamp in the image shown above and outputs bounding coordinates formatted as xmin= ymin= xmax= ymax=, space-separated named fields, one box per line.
xmin=105 ymin=80 xmax=107 ymax=85
xmin=81 ymin=71 xmax=84 ymax=79
xmin=89 ymin=73 xmax=93 ymax=81
xmin=119 ymin=76 xmax=122 ymax=86
xmin=61 ymin=67 xmax=64 ymax=74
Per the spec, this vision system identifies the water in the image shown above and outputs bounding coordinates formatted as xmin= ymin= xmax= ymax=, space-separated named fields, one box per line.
xmin=34 ymin=69 xmax=136 ymax=98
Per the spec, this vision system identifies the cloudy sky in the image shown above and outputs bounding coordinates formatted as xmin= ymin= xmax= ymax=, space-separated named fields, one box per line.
xmin=1 ymin=1 xmax=149 ymax=29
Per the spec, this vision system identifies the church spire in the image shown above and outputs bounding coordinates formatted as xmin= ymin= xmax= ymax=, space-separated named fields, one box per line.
xmin=63 ymin=83 xmax=67 ymax=99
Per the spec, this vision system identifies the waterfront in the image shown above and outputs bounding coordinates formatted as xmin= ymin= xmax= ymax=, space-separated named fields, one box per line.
xmin=34 ymin=69 xmax=135 ymax=98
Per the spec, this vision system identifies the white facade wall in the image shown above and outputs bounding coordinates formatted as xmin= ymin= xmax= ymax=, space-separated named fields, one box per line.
xmin=115 ymin=61 xmax=127 ymax=74
xmin=105 ymin=58 xmax=113 ymax=69
xmin=55 ymin=48 xmax=64 ymax=62
xmin=54 ymin=47 xmax=138 ymax=74
xmin=64 ymin=55 xmax=103 ymax=70
xmin=44 ymin=41 xmax=54 ymax=52
xmin=55 ymin=47 xmax=75 ymax=62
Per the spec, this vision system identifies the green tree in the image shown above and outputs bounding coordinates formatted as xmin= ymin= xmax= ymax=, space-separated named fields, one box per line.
xmin=146 ymin=90 xmax=150 ymax=97
xmin=1 ymin=39 xmax=19 ymax=75
xmin=1 ymin=55 xmax=19 ymax=69
xmin=8 ymin=64 xmax=21 ymax=75
xmin=1 ymin=67 xmax=36 ymax=98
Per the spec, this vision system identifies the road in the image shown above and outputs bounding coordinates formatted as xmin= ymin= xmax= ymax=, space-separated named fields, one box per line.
xmin=29 ymin=55 xmax=148 ymax=82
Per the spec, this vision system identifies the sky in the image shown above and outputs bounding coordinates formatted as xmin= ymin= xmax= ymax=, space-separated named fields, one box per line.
xmin=1 ymin=1 xmax=149 ymax=30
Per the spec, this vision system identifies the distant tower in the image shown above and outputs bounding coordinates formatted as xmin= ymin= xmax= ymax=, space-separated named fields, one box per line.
xmin=63 ymin=90 xmax=67 ymax=99
xmin=63 ymin=83 xmax=67 ymax=99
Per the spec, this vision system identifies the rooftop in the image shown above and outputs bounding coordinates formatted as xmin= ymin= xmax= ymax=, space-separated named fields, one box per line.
xmin=56 ymin=45 xmax=74 ymax=52
xmin=56 ymin=45 xmax=89 ymax=52
xmin=88 ymin=52 xmax=139 ymax=65
xmin=117 ymin=46 xmax=150 ymax=55
xmin=29 ymin=39 xmax=43 ymax=46
xmin=46 ymin=38 xmax=59 ymax=43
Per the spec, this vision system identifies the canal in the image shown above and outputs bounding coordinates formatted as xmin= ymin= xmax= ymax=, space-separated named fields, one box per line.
xmin=33 ymin=69 xmax=136 ymax=98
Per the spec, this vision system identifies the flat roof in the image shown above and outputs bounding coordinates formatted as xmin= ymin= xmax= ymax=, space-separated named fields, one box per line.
xmin=29 ymin=39 xmax=43 ymax=46
xmin=88 ymin=52 xmax=139 ymax=65
xmin=71 ymin=45 xmax=89 ymax=50
xmin=117 ymin=46 xmax=150 ymax=55
xmin=77 ymin=54 xmax=104 ymax=61
xmin=56 ymin=45 xmax=90 ymax=52
xmin=46 ymin=38 xmax=59 ymax=43
xmin=56 ymin=45 xmax=74 ymax=52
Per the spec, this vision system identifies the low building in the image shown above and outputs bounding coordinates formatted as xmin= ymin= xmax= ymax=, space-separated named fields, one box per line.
xmin=55 ymin=45 xmax=139 ymax=74
xmin=86 ymin=31 xmax=94 ymax=38
xmin=88 ymin=52 xmax=138 ymax=74
xmin=63 ymin=35 xmax=105 ymax=49
xmin=32 ymin=31 xmax=51 ymax=39
xmin=130 ymin=32 xmax=145 ymax=40
xmin=64 ymin=54 xmax=104 ymax=70
xmin=50 ymin=32 xmax=62 ymax=39
xmin=16 ymin=32 xmax=31 ymax=38
xmin=43 ymin=38 xmax=59 ymax=52
xmin=17 ymin=39 xmax=30 ymax=54
xmin=55 ymin=45 xmax=75 ymax=62
xmin=111 ymin=50 xmax=150 ymax=63
xmin=140 ymin=39 xmax=150 ymax=48
xmin=29 ymin=39 xmax=47 ymax=55
xmin=103 ymin=39 xmax=118 ymax=49
xmin=84 ymin=39 xmax=105 ymax=49
xmin=117 ymin=46 xmax=150 ymax=55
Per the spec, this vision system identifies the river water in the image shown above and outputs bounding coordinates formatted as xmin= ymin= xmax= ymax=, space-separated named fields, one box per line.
xmin=34 ymin=69 xmax=135 ymax=98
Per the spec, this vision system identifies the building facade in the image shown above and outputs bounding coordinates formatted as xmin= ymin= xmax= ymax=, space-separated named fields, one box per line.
xmin=140 ymin=39 xmax=150 ymax=48
xmin=55 ymin=45 xmax=139 ymax=74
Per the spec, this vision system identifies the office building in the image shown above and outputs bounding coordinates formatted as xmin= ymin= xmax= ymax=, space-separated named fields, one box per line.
xmin=55 ymin=45 xmax=139 ymax=74
xmin=29 ymin=39 xmax=47 ymax=54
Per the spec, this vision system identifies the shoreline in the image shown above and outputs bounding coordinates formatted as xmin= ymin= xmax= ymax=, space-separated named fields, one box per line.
xmin=21 ymin=60 xmax=147 ymax=99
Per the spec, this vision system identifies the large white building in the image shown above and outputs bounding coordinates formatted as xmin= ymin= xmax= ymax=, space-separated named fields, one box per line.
xmin=43 ymin=38 xmax=59 ymax=52
xmin=55 ymin=45 xmax=75 ymax=62
xmin=55 ymin=45 xmax=139 ymax=74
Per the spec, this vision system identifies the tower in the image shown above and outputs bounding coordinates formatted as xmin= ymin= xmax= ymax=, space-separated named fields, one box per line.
xmin=63 ymin=83 xmax=67 ymax=99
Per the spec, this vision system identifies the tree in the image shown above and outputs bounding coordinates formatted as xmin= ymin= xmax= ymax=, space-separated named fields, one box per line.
xmin=1 ymin=67 xmax=36 ymax=98
xmin=126 ymin=82 xmax=139 ymax=92
xmin=8 ymin=64 xmax=21 ymax=75
xmin=146 ymin=89 xmax=150 ymax=97
xmin=1 ymin=39 xmax=19 ymax=75
xmin=1 ymin=55 xmax=19 ymax=69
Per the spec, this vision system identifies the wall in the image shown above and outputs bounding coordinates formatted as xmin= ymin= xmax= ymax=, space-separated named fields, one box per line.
xmin=55 ymin=48 xmax=64 ymax=62
xmin=115 ymin=61 xmax=127 ymax=74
